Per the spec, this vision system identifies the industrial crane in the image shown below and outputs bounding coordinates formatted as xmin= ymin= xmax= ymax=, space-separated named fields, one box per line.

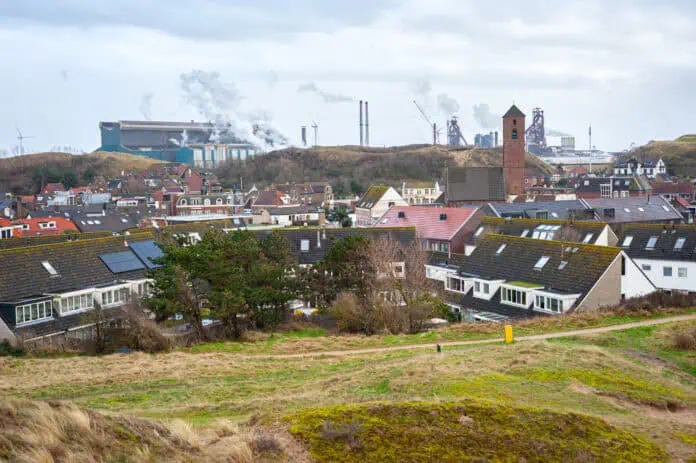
xmin=412 ymin=100 xmax=440 ymax=145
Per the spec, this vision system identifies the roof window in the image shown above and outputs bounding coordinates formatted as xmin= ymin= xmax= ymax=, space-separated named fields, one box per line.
xmin=42 ymin=261 xmax=58 ymax=276
xmin=662 ymin=205 xmax=670 ymax=212
xmin=558 ymin=261 xmax=568 ymax=270
xmin=638 ymin=207 xmax=644 ymax=212
xmin=534 ymin=256 xmax=550 ymax=270
xmin=521 ymin=229 xmax=530 ymax=238
xmin=496 ymin=244 xmax=507 ymax=255
xmin=582 ymin=233 xmax=593 ymax=244
xmin=474 ymin=226 xmax=484 ymax=237
xmin=624 ymin=208 xmax=630 ymax=213
xmin=674 ymin=237 xmax=686 ymax=250
xmin=551 ymin=212 xmax=559 ymax=218
xmin=646 ymin=236 xmax=658 ymax=250
xmin=622 ymin=236 xmax=633 ymax=247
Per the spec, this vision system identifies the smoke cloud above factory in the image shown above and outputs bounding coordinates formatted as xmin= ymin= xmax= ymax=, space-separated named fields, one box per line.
xmin=0 ymin=0 xmax=694 ymax=152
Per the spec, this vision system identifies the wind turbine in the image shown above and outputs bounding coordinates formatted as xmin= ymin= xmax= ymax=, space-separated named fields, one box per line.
xmin=16 ymin=127 xmax=35 ymax=155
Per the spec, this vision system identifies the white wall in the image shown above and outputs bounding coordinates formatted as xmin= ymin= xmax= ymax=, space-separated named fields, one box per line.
xmin=0 ymin=317 xmax=15 ymax=343
xmin=633 ymin=258 xmax=696 ymax=293
xmin=425 ymin=265 xmax=456 ymax=282
xmin=372 ymin=188 xmax=408 ymax=221
xmin=621 ymin=254 xmax=656 ymax=299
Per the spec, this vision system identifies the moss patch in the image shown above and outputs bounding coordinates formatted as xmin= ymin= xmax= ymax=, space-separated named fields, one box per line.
xmin=287 ymin=401 xmax=667 ymax=463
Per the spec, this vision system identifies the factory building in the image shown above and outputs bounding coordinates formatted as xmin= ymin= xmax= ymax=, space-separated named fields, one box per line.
xmin=96 ymin=120 xmax=257 ymax=168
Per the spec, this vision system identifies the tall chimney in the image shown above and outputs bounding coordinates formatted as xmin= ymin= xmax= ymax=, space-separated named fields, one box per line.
xmin=494 ymin=131 xmax=499 ymax=147
xmin=433 ymin=122 xmax=437 ymax=145
xmin=364 ymin=101 xmax=370 ymax=146
xmin=301 ymin=126 xmax=307 ymax=147
xmin=359 ymin=100 xmax=364 ymax=146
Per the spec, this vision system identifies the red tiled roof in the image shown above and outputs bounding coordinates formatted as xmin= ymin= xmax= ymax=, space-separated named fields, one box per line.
xmin=11 ymin=217 xmax=78 ymax=237
xmin=569 ymin=166 xmax=588 ymax=175
xmin=42 ymin=183 xmax=66 ymax=194
xmin=652 ymin=183 xmax=695 ymax=194
xmin=0 ymin=218 xmax=11 ymax=227
xmin=676 ymin=197 xmax=692 ymax=208
xmin=375 ymin=206 xmax=478 ymax=241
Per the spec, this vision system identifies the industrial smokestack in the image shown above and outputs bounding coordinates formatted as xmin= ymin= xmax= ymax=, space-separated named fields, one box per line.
xmin=494 ymin=131 xmax=499 ymax=147
xmin=301 ymin=126 xmax=307 ymax=147
xmin=433 ymin=122 xmax=437 ymax=145
xmin=365 ymin=101 xmax=370 ymax=146
xmin=359 ymin=100 xmax=364 ymax=146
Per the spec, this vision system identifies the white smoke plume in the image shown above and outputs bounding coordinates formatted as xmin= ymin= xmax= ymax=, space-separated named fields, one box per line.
xmin=546 ymin=129 xmax=571 ymax=137
xmin=472 ymin=103 xmax=501 ymax=129
xmin=437 ymin=93 xmax=460 ymax=115
xmin=297 ymin=82 xmax=354 ymax=103
xmin=140 ymin=93 xmax=153 ymax=120
xmin=411 ymin=78 xmax=431 ymax=100
xmin=180 ymin=70 xmax=288 ymax=150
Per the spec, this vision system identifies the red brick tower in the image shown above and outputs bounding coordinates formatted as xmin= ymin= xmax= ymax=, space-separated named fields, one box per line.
xmin=502 ymin=104 xmax=526 ymax=197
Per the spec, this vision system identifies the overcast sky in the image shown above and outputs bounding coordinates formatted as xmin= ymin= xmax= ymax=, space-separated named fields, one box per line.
xmin=0 ymin=0 xmax=695 ymax=154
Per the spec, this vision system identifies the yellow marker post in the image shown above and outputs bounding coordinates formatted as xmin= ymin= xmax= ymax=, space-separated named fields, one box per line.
xmin=504 ymin=325 xmax=514 ymax=344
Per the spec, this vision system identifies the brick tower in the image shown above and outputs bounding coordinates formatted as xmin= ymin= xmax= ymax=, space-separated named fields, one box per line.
xmin=502 ymin=104 xmax=526 ymax=197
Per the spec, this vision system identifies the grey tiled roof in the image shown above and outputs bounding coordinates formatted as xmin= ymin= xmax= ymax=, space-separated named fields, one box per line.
xmin=252 ymin=227 xmax=416 ymax=265
xmin=616 ymin=224 xmax=696 ymax=262
xmin=583 ymin=196 xmax=682 ymax=223
xmin=487 ymin=200 xmax=590 ymax=221
xmin=0 ymin=233 xmax=155 ymax=304
xmin=446 ymin=167 xmax=505 ymax=202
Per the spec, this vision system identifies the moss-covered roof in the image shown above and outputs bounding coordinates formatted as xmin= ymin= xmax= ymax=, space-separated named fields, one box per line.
xmin=357 ymin=185 xmax=390 ymax=208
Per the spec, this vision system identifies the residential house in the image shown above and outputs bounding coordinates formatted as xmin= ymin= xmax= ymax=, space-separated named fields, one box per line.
xmin=651 ymin=183 xmax=695 ymax=202
xmin=179 ymin=167 xmax=203 ymax=194
xmin=0 ymin=233 xmax=162 ymax=343
xmin=252 ymin=190 xmax=288 ymax=210
xmin=614 ymin=158 xmax=666 ymax=179
xmin=466 ymin=217 xmax=618 ymax=255
xmin=0 ymin=218 xmax=15 ymax=240
xmin=175 ymin=193 xmax=242 ymax=217
xmin=400 ymin=181 xmax=442 ymax=205
xmin=582 ymin=196 xmax=682 ymax=226
xmin=487 ymin=197 xmax=683 ymax=227
xmin=444 ymin=166 xmax=506 ymax=206
xmin=617 ymin=224 xmax=696 ymax=294
xmin=375 ymin=206 xmax=483 ymax=255
xmin=10 ymin=217 xmax=78 ymax=237
xmin=568 ymin=166 xmax=588 ymax=178
xmin=426 ymin=234 xmax=654 ymax=321
xmin=272 ymin=183 xmax=334 ymax=207
xmin=41 ymin=183 xmax=66 ymax=195
xmin=574 ymin=176 xmax=651 ymax=199
xmin=252 ymin=206 xmax=325 ymax=226
xmin=524 ymin=168 xmax=546 ymax=189
xmin=355 ymin=185 xmax=408 ymax=226
xmin=72 ymin=207 xmax=152 ymax=233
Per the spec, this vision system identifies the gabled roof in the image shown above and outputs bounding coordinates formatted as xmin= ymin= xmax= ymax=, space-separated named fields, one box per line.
xmin=503 ymin=105 xmax=525 ymax=118
xmin=652 ymin=183 xmax=695 ymax=195
xmin=487 ymin=200 xmax=590 ymax=221
xmin=446 ymin=167 xmax=505 ymax=202
xmin=0 ymin=233 xmax=156 ymax=304
xmin=582 ymin=196 xmax=682 ymax=223
xmin=376 ymin=206 xmax=479 ymax=241
xmin=616 ymin=224 xmax=696 ymax=262
xmin=357 ymin=185 xmax=390 ymax=209
xmin=254 ymin=190 xmax=285 ymax=207
xmin=252 ymin=227 xmax=416 ymax=266
xmin=42 ymin=183 xmax=65 ymax=194
xmin=0 ymin=231 xmax=113 ymax=250
xmin=11 ymin=217 xmax=79 ymax=237
xmin=469 ymin=217 xmax=609 ymax=246
xmin=460 ymin=234 xmax=619 ymax=299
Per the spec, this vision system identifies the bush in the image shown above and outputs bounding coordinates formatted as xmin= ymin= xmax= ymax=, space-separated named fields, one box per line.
xmin=0 ymin=339 xmax=24 ymax=357
xmin=673 ymin=328 xmax=696 ymax=351
xmin=617 ymin=291 xmax=696 ymax=313
xmin=119 ymin=304 xmax=171 ymax=354
xmin=330 ymin=293 xmax=374 ymax=334
xmin=320 ymin=419 xmax=362 ymax=449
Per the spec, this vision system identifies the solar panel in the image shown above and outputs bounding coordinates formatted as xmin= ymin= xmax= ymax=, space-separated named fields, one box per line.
xmin=100 ymin=251 xmax=145 ymax=274
xmin=129 ymin=240 xmax=164 ymax=269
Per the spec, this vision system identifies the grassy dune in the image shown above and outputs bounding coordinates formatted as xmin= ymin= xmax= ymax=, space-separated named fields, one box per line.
xmin=2 ymin=319 xmax=696 ymax=460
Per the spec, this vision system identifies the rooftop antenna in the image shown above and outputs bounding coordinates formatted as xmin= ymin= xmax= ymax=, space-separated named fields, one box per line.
xmin=16 ymin=127 xmax=35 ymax=155
xmin=311 ymin=121 xmax=319 ymax=146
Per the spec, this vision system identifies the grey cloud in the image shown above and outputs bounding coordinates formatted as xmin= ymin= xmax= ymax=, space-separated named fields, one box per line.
xmin=437 ymin=93 xmax=460 ymax=115
xmin=0 ymin=0 xmax=396 ymax=40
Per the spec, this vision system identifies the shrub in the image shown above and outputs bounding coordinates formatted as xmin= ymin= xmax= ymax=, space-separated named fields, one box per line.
xmin=673 ymin=328 xmax=696 ymax=351
xmin=616 ymin=291 xmax=696 ymax=313
xmin=0 ymin=339 xmax=24 ymax=357
xmin=330 ymin=293 xmax=374 ymax=334
xmin=320 ymin=419 xmax=362 ymax=449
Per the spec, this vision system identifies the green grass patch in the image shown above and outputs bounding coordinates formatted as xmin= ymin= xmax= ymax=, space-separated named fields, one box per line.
xmin=286 ymin=401 xmax=667 ymax=463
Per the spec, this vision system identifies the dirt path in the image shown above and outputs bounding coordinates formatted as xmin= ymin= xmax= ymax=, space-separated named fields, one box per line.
xmin=245 ymin=314 xmax=696 ymax=359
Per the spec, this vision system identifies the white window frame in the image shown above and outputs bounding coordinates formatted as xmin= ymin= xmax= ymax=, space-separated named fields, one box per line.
xmin=534 ymin=256 xmax=550 ymax=270
xmin=622 ymin=236 xmax=633 ymax=247
xmin=446 ymin=275 xmax=470 ymax=294
xmin=646 ymin=236 xmax=658 ymax=250
xmin=56 ymin=289 xmax=95 ymax=316
xmin=663 ymin=266 xmax=673 ymax=277
xmin=678 ymin=267 xmax=688 ymax=278
xmin=42 ymin=261 xmax=59 ymax=276
xmin=300 ymin=239 xmax=310 ymax=252
xmin=15 ymin=300 xmax=53 ymax=325
xmin=500 ymin=287 xmax=529 ymax=308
